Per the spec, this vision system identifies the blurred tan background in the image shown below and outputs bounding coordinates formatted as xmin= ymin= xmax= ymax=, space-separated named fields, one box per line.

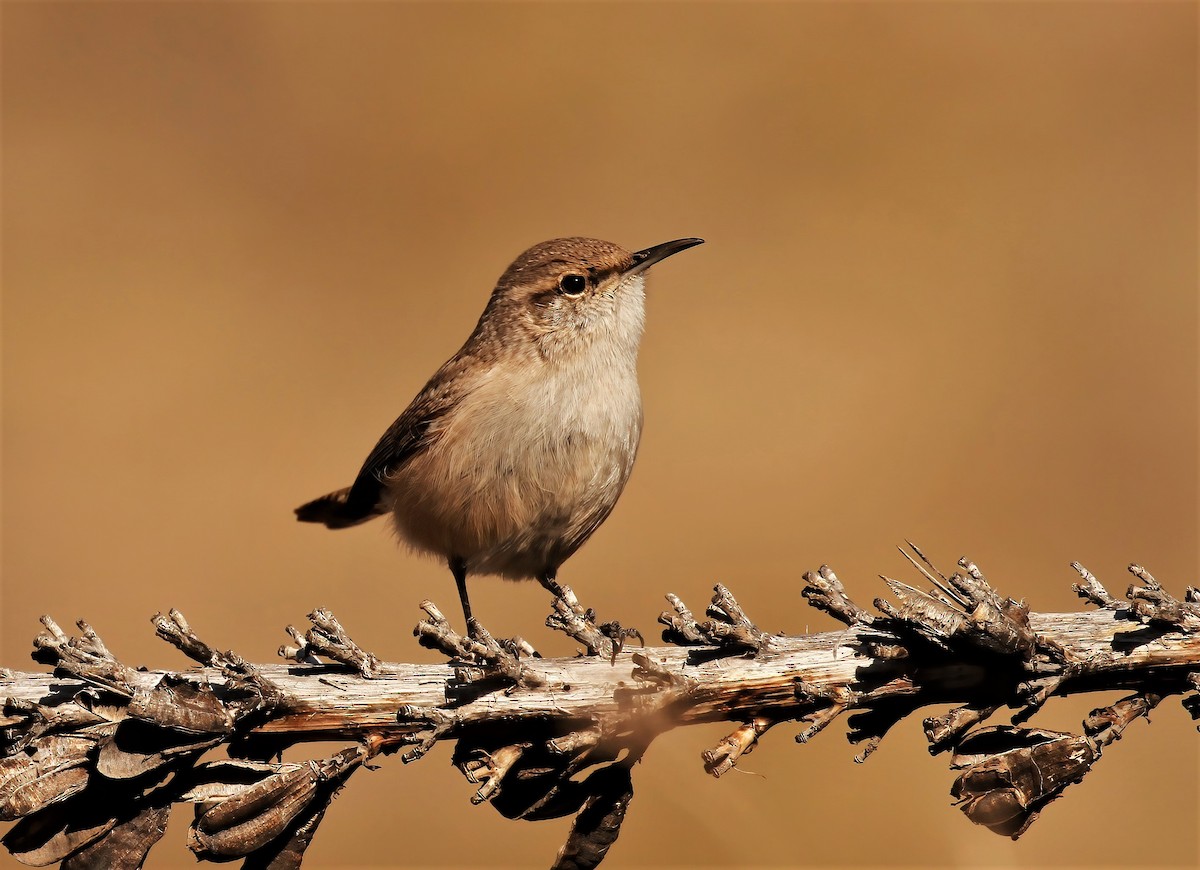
xmin=3 ymin=2 xmax=1197 ymax=868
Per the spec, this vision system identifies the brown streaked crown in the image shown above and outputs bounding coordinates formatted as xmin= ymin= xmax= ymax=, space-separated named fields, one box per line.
xmin=495 ymin=238 xmax=635 ymax=290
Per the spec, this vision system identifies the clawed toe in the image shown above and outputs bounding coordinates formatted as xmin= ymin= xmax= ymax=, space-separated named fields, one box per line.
xmin=598 ymin=621 xmax=645 ymax=665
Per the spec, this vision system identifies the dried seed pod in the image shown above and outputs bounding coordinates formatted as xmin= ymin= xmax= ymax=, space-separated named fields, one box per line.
xmin=1 ymin=793 xmax=117 ymax=866
xmin=0 ymin=728 xmax=113 ymax=821
xmin=125 ymin=674 xmax=234 ymax=734
xmin=188 ymin=762 xmax=320 ymax=859
xmin=95 ymin=720 xmax=222 ymax=781
xmin=177 ymin=759 xmax=283 ymax=804
xmin=187 ymin=748 xmax=363 ymax=860
xmin=950 ymin=726 xmax=1096 ymax=838
xmin=61 ymin=800 xmax=171 ymax=870
xmin=239 ymin=800 xmax=329 ymax=870
xmin=551 ymin=765 xmax=634 ymax=870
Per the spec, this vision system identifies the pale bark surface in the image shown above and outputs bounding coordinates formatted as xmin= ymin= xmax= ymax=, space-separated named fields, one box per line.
xmin=2 ymin=553 xmax=1198 ymax=868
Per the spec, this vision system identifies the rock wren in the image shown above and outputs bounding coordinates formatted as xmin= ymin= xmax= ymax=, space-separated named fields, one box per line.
xmin=296 ymin=236 xmax=703 ymax=629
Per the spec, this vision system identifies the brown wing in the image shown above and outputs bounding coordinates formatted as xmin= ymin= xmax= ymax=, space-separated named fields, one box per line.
xmin=295 ymin=356 xmax=476 ymax=529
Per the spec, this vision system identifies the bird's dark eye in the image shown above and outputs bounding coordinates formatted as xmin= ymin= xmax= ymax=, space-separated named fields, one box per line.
xmin=558 ymin=273 xmax=587 ymax=296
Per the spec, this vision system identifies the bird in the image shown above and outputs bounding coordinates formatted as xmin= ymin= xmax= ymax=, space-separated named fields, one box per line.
xmin=296 ymin=236 xmax=704 ymax=632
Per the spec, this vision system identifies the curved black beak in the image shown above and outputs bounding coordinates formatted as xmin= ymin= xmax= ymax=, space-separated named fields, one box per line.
xmin=624 ymin=237 xmax=704 ymax=278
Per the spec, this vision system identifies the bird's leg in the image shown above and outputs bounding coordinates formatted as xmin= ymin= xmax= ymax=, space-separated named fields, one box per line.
xmin=450 ymin=557 xmax=479 ymax=637
xmin=537 ymin=570 xmax=565 ymax=600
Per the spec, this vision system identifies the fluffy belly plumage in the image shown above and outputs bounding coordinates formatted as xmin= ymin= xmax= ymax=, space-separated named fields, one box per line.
xmin=384 ymin=370 xmax=642 ymax=580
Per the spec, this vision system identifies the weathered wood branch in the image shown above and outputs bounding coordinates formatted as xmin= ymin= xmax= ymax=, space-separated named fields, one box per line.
xmin=2 ymin=551 xmax=1198 ymax=868
xmin=4 ymin=604 xmax=1197 ymax=741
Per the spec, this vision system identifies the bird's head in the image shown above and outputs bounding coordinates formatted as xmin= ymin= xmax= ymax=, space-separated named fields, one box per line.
xmin=479 ymin=237 xmax=703 ymax=362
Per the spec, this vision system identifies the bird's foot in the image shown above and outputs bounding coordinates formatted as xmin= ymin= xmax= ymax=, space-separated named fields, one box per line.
xmin=595 ymin=618 xmax=645 ymax=666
